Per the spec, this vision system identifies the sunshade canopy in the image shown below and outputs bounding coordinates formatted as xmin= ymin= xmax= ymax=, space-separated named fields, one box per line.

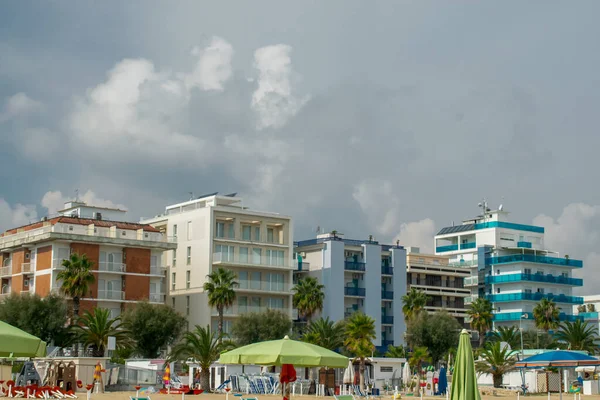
xmin=0 ymin=320 xmax=46 ymax=358
xmin=219 ymin=335 xmax=348 ymax=367
xmin=515 ymin=350 xmax=600 ymax=368
xmin=450 ymin=329 xmax=480 ymax=400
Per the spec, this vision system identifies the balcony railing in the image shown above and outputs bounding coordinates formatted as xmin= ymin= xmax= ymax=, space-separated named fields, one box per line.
xmin=344 ymin=287 xmax=366 ymax=297
xmin=460 ymin=242 xmax=476 ymax=250
xmin=150 ymin=266 xmax=167 ymax=275
xmin=213 ymin=252 xmax=291 ymax=269
xmin=237 ymin=281 xmax=292 ymax=293
xmin=448 ymin=259 xmax=478 ymax=268
xmin=294 ymin=261 xmax=310 ymax=271
xmin=436 ymin=244 xmax=459 ymax=253
xmin=493 ymin=312 xmax=582 ymax=322
xmin=381 ymin=266 xmax=393 ymax=275
xmin=97 ymin=262 xmax=126 ymax=273
xmin=215 ymin=304 xmax=287 ymax=316
xmin=97 ymin=290 xmax=125 ymax=300
xmin=486 ymin=292 xmax=583 ymax=304
xmin=486 ymin=254 xmax=583 ymax=268
xmin=0 ymin=290 xmax=11 ymax=300
xmin=0 ymin=266 xmax=12 ymax=277
xmin=344 ymin=261 xmax=366 ymax=272
xmin=149 ymin=293 xmax=166 ymax=303
xmin=381 ymin=290 xmax=394 ymax=300
xmin=21 ymin=263 xmax=34 ymax=274
xmin=517 ymin=241 xmax=533 ymax=248
xmin=464 ymin=276 xmax=479 ymax=286
xmin=465 ymin=295 xmax=478 ymax=304
xmin=381 ymin=316 xmax=394 ymax=324
xmin=579 ymin=312 xmax=599 ymax=320
xmin=486 ymin=273 xmax=583 ymax=286
xmin=381 ymin=340 xmax=394 ymax=347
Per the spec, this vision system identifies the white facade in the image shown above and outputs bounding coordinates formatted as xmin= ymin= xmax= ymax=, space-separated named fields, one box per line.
xmin=294 ymin=233 xmax=407 ymax=351
xmin=573 ymin=295 xmax=600 ymax=334
xmin=434 ymin=206 xmax=583 ymax=329
xmin=141 ymin=193 xmax=294 ymax=334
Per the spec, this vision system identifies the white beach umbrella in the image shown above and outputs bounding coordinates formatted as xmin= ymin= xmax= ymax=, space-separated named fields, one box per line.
xmin=402 ymin=362 xmax=411 ymax=387
xmin=343 ymin=360 xmax=355 ymax=384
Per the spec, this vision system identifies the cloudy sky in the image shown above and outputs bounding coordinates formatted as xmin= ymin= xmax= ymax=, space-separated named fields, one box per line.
xmin=1 ymin=1 xmax=600 ymax=293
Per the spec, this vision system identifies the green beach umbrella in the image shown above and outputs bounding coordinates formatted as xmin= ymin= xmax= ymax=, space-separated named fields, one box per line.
xmin=219 ymin=335 xmax=348 ymax=367
xmin=0 ymin=320 xmax=46 ymax=358
xmin=450 ymin=329 xmax=480 ymax=400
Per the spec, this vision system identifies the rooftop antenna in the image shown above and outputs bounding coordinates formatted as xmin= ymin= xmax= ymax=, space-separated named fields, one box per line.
xmin=188 ymin=192 xmax=194 ymax=201
xmin=316 ymin=225 xmax=321 ymax=234
xmin=74 ymin=189 xmax=79 ymax=202
xmin=478 ymin=198 xmax=489 ymax=222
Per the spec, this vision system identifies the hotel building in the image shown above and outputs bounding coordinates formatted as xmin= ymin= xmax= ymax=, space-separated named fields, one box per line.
xmin=0 ymin=201 xmax=175 ymax=317
xmin=294 ymin=232 xmax=407 ymax=352
xmin=434 ymin=204 xmax=583 ymax=330
xmin=141 ymin=193 xmax=294 ymax=334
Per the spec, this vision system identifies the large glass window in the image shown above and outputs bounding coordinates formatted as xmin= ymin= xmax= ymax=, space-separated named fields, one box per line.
xmin=187 ymin=221 xmax=193 ymax=240
xmin=215 ymin=245 xmax=234 ymax=262
xmin=238 ymin=296 xmax=248 ymax=313
xmin=228 ymin=223 xmax=234 ymax=239
xmin=242 ymin=226 xmax=251 ymax=241
xmin=238 ymin=271 xmax=248 ymax=289
xmin=269 ymin=298 xmax=284 ymax=309
xmin=239 ymin=247 xmax=249 ymax=263
xmin=251 ymin=272 xmax=261 ymax=290
xmin=254 ymin=227 xmax=260 ymax=242
xmin=268 ymin=273 xmax=284 ymax=291
xmin=216 ymin=222 xmax=225 ymax=238
xmin=252 ymin=248 xmax=262 ymax=264
xmin=171 ymin=273 xmax=176 ymax=291
xmin=267 ymin=228 xmax=274 ymax=243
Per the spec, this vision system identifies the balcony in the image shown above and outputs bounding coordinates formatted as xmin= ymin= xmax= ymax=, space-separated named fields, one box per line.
xmin=237 ymin=281 xmax=292 ymax=294
xmin=214 ymin=304 xmax=286 ymax=316
xmin=0 ymin=266 xmax=12 ymax=277
xmin=381 ymin=266 xmax=393 ymax=275
xmin=0 ymin=290 xmax=11 ymax=300
xmin=294 ymin=261 xmax=310 ymax=272
xmin=436 ymin=244 xmax=458 ymax=253
xmin=149 ymin=293 xmax=166 ymax=303
xmin=486 ymin=292 xmax=584 ymax=304
xmin=97 ymin=290 xmax=125 ymax=301
xmin=381 ymin=340 xmax=394 ymax=347
xmin=465 ymin=295 xmax=478 ymax=304
xmin=475 ymin=221 xmax=544 ymax=233
xmin=493 ymin=312 xmax=582 ymax=322
xmin=448 ymin=259 xmax=478 ymax=268
xmin=464 ymin=276 xmax=479 ymax=287
xmin=460 ymin=242 xmax=476 ymax=250
xmin=579 ymin=312 xmax=599 ymax=320
xmin=344 ymin=261 xmax=366 ymax=272
xmin=213 ymin=252 xmax=292 ymax=269
xmin=381 ymin=290 xmax=394 ymax=300
xmin=21 ymin=263 xmax=34 ymax=274
xmin=97 ymin=262 xmax=126 ymax=273
xmin=344 ymin=287 xmax=366 ymax=297
xmin=381 ymin=316 xmax=394 ymax=324
xmin=485 ymin=273 xmax=583 ymax=286
xmin=486 ymin=254 xmax=583 ymax=268
xmin=517 ymin=241 xmax=533 ymax=249
xmin=150 ymin=266 xmax=167 ymax=275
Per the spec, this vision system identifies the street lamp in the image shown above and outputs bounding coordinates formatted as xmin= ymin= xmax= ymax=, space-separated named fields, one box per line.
xmin=519 ymin=313 xmax=529 ymax=356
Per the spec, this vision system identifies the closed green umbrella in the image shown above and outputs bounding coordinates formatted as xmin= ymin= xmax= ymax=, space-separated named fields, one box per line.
xmin=450 ymin=329 xmax=480 ymax=400
xmin=0 ymin=320 xmax=46 ymax=358
xmin=219 ymin=335 xmax=348 ymax=367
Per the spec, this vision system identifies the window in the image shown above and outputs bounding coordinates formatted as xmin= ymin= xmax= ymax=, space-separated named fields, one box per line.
xmin=537 ymin=269 xmax=544 ymax=275
xmin=524 ymin=268 xmax=532 ymax=275
xmin=254 ymin=227 xmax=260 ymax=242
xmin=537 ymin=288 xmax=545 ymax=294
xmin=186 ymin=296 xmax=190 ymax=315
xmin=187 ymin=246 xmax=191 ymax=265
xmin=216 ymin=222 xmax=225 ymax=238
xmin=251 ymin=272 xmax=261 ymax=290
xmin=187 ymin=221 xmax=192 ymax=240
xmin=186 ymin=271 xmax=191 ymax=289
xmin=268 ymin=273 xmax=284 ymax=292
xmin=496 ymin=288 xmax=501 ymax=293
xmin=172 ymin=297 xmax=176 ymax=308
xmin=240 ymin=247 xmax=249 ymax=263
xmin=238 ymin=271 xmax=248 ymax=289
xmin=380 ymin=366 xmax=393 ymax=373
xmin=172 ymin=250 xmax=176 ymax=267
xmin=242 ymin=225 xmax=251 ymax=241
xmin=252 ymin=248 xmax=262 ymax=264
xmin=524 ymin=288 xmax=532 ymax=294
xmin=172 ymin=273 xmax=176 ymax=291
xmin=238 ymin=296 xmax=248 ymax=313
xmin=173 ymin=224 xmax=178 ymax=238
xmin=266 ymin=250 xmax=285 ymax=266
xmin=25 ymin=253 xmax=30 ymax=260
xmin=497 ymin=307 xmax=501 ymax=312
xmin=267 ymin=228 xmax=274 ymax=243
xmin=269 ymin=297 xmax=284 ymax=309
xmin=215 ymin=245 xmax=233 ymax=262
xmin=251 ymin=296 xmax=261 ymax=312
xmin=228 ymin=223 xmax=234 ymax=239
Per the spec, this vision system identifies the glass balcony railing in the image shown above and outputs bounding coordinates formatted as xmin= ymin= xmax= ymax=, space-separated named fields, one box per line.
xmin=344 ymin=287 xmax=366 ymax=296
xmin=486 ymin=254 xmax=583 ymax=268
xmin=460 ymin=242 xmax=476 ymax=250
xmin=381 ymin=316 xmax=394 ymax=324
xmin=486 ymin=273 xmax=583 ymax=286
xmin=517 ymin=241 xmax=533 ymax=248
xmin=464 ymin=276 xmax=479 ymax=286
xmin=493 ymin=312 xmax=582 ymax=322
xmin=381 ymin=290 xmax=393 ymax=300
xmin=487 ymin=292 xmax=583 ymax=304
xmin=344 ymin=261 xmax=366 ymax=272
xmin=436 ymin=244 xmax=459 ymax=253
xmin=579 ymin=312 xmax=599 ymax=320
xmin=381 ymin=266 xmax=393 ymax=275
xmin=475 ymin=221 xmax=544 ymax=233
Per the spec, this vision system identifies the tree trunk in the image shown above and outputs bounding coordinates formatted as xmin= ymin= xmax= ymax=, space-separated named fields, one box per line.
xmin=218 ymin=307 xmax=223 ymax=341
xmin=359 ymin=358 xmax=365 ymax=391
xmin=73 ymin=296 xmax=80 ymax=317
xmin=492 ymin=373 xmax=502 ymax=388
xmin=479 ymin=329 xmax=485 ymax=347
xmin=200 ymin=368 xmax=210 ymax=392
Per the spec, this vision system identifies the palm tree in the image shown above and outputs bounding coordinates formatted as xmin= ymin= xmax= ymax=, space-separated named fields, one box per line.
xmin=490 ymin=326 xmax=521 ymax=349
xmin=522 ymin=329 xmax=561 ymax=350
xmin=466 ymin=298 xmax=493 ymax=347
xmin=409 ymin=347 xmax=431 ymax=392
xmin=168 ymin=325 xmax=232 ymax=391
xmin=476 ymin=341 xmax=517 ymax=388
xmin=302 ymin=317 xmax=345 ymax=350
xmin=385 ymin=345 xmax=407 ymax=358
xmin=292 ymin=277 xmax=325 ymax=325
xmin=56 ymin=253 xmax=96 ymax=318
xmin=555 ymin=319 xmax=599 ymax=352
xmin=73 ymin=308 xmax=130 ymax=357
xmin=402 ymin=288 xmax=429 ymax=324
xmin=203 ymin=268 xmax=238 ymax=338
xmin=344 ymin=312 xmax=376 ymax=390
xmin=533 ymin=298 xmax=560 ymax=332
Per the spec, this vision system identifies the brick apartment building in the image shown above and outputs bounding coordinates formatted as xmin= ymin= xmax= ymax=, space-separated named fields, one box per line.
xmin=0 ymin=201 xmax=176 ymax=317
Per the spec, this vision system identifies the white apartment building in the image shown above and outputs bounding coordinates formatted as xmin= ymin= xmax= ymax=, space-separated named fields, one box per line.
xmin=573 ymin=295 xmax=600 ymax=334
xmin=294 ymin=232 xmax=407 ymax=352
xmin=434 ymin=203 xmax=583 ymax=330
xmin=141 ymin=193 xmax=294 ymax=334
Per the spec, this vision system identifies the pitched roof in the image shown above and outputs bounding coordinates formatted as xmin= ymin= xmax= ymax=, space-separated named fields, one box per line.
xmin=2 ymin=216 xmax=160 ymax=236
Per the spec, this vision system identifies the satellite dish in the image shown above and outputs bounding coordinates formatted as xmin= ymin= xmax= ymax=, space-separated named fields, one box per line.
xmin=499 ymin=341 xmax=511 ymax=351
xmin=499 ymin=204 xmax=504 ymax=211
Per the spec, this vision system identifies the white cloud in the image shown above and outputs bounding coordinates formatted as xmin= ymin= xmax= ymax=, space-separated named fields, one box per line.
xmin=352 ymin=179 xmax=401 ymax=237
xmin=0 ymin=92 xmax=43 ymax=122
xmin=392 ymin=219 xmax=437 ymax=253
xmin=0 ymin=199 xmax=37 ymax=232
xmin=251 ymin=44 xmax=308 ymax=130
xmin=41 ymin=190 xmax=127 ymax=215
xmin=185 ymin=36 xmax=233 ymax=92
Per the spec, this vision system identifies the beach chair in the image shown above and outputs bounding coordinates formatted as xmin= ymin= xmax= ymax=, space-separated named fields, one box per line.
xmin=216 ymin=380 xmax=231 ymax=393
xmin=352 ymin=385 xmax=368 ymax=398
xmin=130 ymin=397 xmax=151 ymax=400
xmin=334 ymin=395 xmax=357 ymax=400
